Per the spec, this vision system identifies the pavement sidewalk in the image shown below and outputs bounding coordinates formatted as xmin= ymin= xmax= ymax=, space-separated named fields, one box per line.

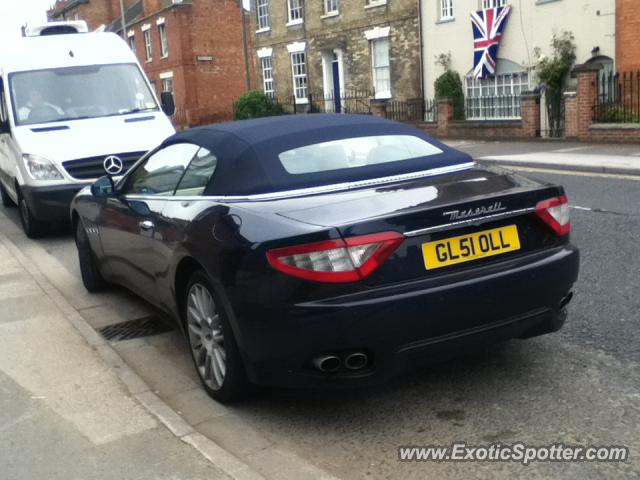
xmin=444 ymin=140 xmax=640 ymax=176
xmin=0 ymin=230 xmax=260 ymax=480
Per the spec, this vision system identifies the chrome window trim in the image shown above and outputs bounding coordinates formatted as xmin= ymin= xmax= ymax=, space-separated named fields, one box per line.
xmin=403 ymin=207 xmax=536 ymax=237
xmin=123 ymin=162 xmax=476 ymax=203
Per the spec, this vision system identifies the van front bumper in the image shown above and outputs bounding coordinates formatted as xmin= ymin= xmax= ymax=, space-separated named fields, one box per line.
xmin=21 ymin=183 xmax=90 ymax=223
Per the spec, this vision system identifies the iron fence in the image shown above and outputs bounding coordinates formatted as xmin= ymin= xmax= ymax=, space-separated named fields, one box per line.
xmin=595 ymin=71 xmax=640 ymax=123
xmin=308 ymin=90 xmax=373 ymax=114
xmin=386 ymin=99 xmax=437 ymax=123
xmin=464 ymin=94 xmax=521 ymax=120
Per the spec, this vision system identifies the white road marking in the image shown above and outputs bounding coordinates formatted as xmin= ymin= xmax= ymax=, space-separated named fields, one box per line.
xmin=631 ymin=152 xmax=640 ymax=157
xmin=497 ymin=165 xmax=640 ymax=181
xmin=570 ymin=205 xmax=592 ymax=211
xmin=552 ymin=146 xmax=592 ymax=153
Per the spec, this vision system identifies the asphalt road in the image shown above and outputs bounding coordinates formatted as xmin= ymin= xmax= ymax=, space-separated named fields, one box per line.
xmin=1 ymin=166 xmax=639 ymax=479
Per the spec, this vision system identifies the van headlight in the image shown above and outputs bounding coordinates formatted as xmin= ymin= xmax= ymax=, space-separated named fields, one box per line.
xmin=23 ymin=154 xmax=64 ymax=180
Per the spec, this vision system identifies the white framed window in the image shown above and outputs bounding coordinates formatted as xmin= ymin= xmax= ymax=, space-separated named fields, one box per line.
xmin=158 ymin=24 xmax=168 ymax=58
xmin=256 ymin=0 xmax=270 ymax=30
xmin=482 ymin=0 xmax=507 ymax=8
xmin=287 ymin=0 xmax=303 ymax=24
xmin=440 ymin=0 xmax=454 ymax=19
xmin=290 ymin=52 xmax=308 ymax=103
xmin=261 ymin=57 xmax=274 ymax=97
xmin=371 ymin=38 xmax=391 ymax=99
xmin=324 ymin=0 xmax=338 ymax=14
xmin=128 ymin=35 xmax=135 ymax=52
xmin=143 ymin=29 xmax=152 ymax=62
xmin=465 ymin=71 xmax=528 ymax=119
xmin=162 ymin=77 xmax=174 ymax=94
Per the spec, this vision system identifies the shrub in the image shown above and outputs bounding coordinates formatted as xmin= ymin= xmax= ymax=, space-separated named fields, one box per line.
xmin=434 ymin=70 xmax=465 ymax=119
xmin=598 ymin=105 xmax=640 ymax=123
xmin=233 ymin=91 xmax=283 ymax=120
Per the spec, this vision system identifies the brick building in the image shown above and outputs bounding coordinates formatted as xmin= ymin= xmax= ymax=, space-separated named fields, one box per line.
xmin=616 ymin=0 xmax=640 ymax=73
xmin=49 ymin=0 xmax=253 ymax=128
xmin=250 ymin=0 xmax=422 ymax=113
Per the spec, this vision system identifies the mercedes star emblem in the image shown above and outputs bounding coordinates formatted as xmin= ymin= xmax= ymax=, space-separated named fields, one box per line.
xmin=103 ymin=155 xmax=124 ymax=175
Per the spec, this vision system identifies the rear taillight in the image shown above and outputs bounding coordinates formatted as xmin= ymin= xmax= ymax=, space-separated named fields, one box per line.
xmin=266 ymin=232 xmax=404 ymax=283
xmin=535 ymin=195 xmax=570 ymax=236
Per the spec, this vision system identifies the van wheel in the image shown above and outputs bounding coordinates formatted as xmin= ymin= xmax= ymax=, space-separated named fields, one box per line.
xmin=75 ymin=221 xmax=107 ymax=293
xmin=0 ymin=182 xmax=15 ymax=207
xmin=184 ymin=271 xmax=250 ymax=403
xmin=18 ymin=191 xmax=47 ymax=238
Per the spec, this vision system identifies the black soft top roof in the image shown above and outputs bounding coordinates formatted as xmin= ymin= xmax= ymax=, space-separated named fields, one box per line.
xmin=161 ymin=114 xmax=472 ymax=196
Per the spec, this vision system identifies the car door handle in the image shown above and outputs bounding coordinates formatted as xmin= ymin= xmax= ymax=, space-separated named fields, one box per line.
xmin=139 ymin=220 xmax=154 ymax=230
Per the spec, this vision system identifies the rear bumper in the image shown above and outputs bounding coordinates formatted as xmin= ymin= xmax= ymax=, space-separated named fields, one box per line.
xmin=21 ymin=184 xmax=89 ymax=223
xmin=231 ymin=245 xmax=579 ymax=388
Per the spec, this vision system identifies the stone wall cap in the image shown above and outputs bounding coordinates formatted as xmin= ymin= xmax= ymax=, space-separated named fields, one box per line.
xmin=572 ymin=64 xmax=602 ymax=76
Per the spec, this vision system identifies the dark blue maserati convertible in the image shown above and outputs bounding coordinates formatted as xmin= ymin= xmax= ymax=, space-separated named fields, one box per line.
xmin=71 ymin=115 xmax=579 ymax=402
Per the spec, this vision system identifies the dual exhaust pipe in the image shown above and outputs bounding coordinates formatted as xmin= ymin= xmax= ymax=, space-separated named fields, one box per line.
xmin=313 ymin=352 xmax=369 ymax=373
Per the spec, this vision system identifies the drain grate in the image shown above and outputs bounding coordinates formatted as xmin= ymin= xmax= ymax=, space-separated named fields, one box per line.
xmin=97 ymin=315 xmax=174 ymax=341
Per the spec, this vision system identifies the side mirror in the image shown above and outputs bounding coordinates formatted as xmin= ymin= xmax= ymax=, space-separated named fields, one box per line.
xmin=0 ymin=119 xmax=9 ymax=135
xmin=91 ymin=175 xmax=115 ymax=197
xmin=160 ymin=91 xmax=175 ymax=117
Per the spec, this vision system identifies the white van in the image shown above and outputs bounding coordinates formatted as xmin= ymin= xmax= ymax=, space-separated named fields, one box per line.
xmin=0 ymin=21 xmax=175 ymax=237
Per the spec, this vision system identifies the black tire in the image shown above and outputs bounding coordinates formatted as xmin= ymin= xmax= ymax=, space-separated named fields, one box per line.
xmin=0 ymin=182 xmax=15 ymax=207
xmin=75 ymin=221 xmax=107 ymax=293
xmin=18 ymin=190 xmax=47 ymax=238
xmin=184 ymin=270 xmax=250 ymax=403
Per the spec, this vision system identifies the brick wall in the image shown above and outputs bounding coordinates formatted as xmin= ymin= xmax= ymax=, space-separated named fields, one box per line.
xmin=411 ymin=94 xmax=541 ymax=140
xmin=616 ymin=0 xmax=640 ymax=73
xmin=49 ymin=0 xmax=115 ymax=30
xmin=129 ymin=1 xmax=252 ymax=128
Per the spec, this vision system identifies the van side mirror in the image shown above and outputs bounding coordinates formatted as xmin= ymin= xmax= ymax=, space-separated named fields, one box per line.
xmin=91 ymin=175 xmax=115 ymax=197
xmin=0 ymin=120 xmax=9 ymax=134
xmin=160 ymin=91 xmax=175 ymax=117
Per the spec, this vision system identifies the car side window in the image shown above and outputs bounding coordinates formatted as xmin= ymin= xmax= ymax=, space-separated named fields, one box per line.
xmin=173 ymin=148 xmax=218 ymax=196
xmin=122 ymin=143 xmax=200 ymax=195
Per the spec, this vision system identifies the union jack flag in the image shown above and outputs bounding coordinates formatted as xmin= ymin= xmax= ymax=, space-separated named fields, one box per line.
xmin=470 ymin=6 xmax=511 ymax=79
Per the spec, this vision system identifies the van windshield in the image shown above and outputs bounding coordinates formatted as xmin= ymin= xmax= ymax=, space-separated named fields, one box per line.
xmin=9 ymin=63 xmax=158 ymax=126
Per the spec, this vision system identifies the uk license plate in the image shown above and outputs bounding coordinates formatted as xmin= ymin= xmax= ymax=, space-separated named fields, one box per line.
xmin=422 ymin=225 xmax=521 ymax=270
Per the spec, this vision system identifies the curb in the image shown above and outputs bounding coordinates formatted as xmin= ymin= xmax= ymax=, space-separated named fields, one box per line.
xmin=478 ymin=158 xmax=640 ymax=177
xmin=0 ymin=231 xmax=267 ymax=480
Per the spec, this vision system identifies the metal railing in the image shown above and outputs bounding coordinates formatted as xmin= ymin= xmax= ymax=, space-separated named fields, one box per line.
xmin=386 ymin=99 xmax=437 ymax=123
xmin=595 ymin=71 xmax=640 ymax=123
xmin=307 ymin=90 xmax=373 ymax=115
xmin=464 ymin=94 xmax=521 ymax=120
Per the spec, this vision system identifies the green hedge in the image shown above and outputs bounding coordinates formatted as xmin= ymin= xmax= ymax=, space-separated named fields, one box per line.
xmin=233 ymin=91 xmax=284 ymax=120
xmin=434 ymin=70 xmax=465 ymax=119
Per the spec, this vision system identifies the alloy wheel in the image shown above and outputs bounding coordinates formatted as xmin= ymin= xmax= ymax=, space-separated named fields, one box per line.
xmin=186 ymin=283 xmax=226 ymax=390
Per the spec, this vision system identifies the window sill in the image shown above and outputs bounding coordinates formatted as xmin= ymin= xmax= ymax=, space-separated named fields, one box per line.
xmin=161 ymin=54 xmax=168 ymax=59
xmin=255 ymin=27 xmax=271 ymax=34
xmin=146 ymin=59 xmax=153 ymax=63
xmin=294 ymin=97 xmax=309 ymax=105
xmin=321 ymin=11 xmax=339 ymax=19
xmin=536 ymin=0 xmax=562 ymax=4
xmin=374 ymin=92 xmax=392 ymax=100
xmin=286 ymin=18 xmax=304 ymax=27
xmin=436 ymin=17 xmax=455 ymax=24
xmin=365 ymin=1 xmax=387 ymax=10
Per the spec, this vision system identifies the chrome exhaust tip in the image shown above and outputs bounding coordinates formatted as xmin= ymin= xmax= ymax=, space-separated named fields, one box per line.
xmin=344 ymin=352 xmax=368 ymax=371
xmin=313 ymin=355 xmax=341 ymax=373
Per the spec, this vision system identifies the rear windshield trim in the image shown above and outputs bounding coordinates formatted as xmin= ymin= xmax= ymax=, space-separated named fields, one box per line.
xmin=124 ymin=161 xmax=476 ymax=203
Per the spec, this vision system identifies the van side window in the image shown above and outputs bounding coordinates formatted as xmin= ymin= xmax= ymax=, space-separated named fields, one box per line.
xmin=0 ymin=79 xmax=8 ymax=124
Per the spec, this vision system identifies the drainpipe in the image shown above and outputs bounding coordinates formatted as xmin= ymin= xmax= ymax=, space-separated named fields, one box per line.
xmin=119 ymin=0 xmax=126 ymax=38
xmin=241 ymin=0 xmax=250 ymax=91
xmin=417 ymin=0 xmax=425 ymax=100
